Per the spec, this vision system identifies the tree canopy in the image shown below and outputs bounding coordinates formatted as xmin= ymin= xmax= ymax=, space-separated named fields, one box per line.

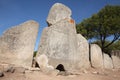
xmin=76 ymin=5 xmax=120 ymax=53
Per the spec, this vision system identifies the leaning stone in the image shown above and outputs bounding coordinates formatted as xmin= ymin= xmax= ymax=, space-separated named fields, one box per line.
xmin=47 ymin=3 xmax=72 ymax=25
xmin=90 ymin=44 xmax=103 ymax=68
xmin=92 ymin=71 xmax=99 ymax=74
xmin=0 ymin=20 xmax=39 ymax=67
xmin=103 ymin=53 xmax=113 ymax=69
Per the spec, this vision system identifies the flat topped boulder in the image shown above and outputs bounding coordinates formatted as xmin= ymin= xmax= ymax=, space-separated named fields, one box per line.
xmin=47 ymin=3 xmax=72 ymax=25
xmin=0 ymin=20 xmax=39 ymax=67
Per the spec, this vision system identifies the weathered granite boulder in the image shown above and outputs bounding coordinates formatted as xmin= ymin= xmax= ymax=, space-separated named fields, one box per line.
xmin=90 ymin=44 xmax=103 ymax=68
xmin=0 ymin=20 xmax=39 ymax=67
xmin=112 ymin=56 xmax=120 ymax=69
xmin=47 ymin=3 xmax=72 ymax=25
xmin=76 ymin=34 xmax=90 ymax=69
xmin=103 ymin=53 xmax=113 ymax=69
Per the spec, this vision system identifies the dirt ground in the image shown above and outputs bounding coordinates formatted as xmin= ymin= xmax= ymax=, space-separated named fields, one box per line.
xmin=0 ymin=68 xmax=120 ymax=80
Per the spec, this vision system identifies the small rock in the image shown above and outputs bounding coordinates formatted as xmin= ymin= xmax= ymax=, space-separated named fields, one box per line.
xmin=68 ymin=75 xmax=77 ymax=77
xmin=57 ymin=71 xmax=70 ymax=76
xmin=92 ymin=71 xmax=99 ymax=74
xmin=25 ymin=70 xmax=33 ymax=74
xmin=0 ymin=71 xmax=4 ymax=77
xmin=83 ymin=70 xmax=88 ymax=74
xmin=29 ymin=67 xmax=40 ymax=71
xmin=49 ymin=70 xmax=59 ymax=76
xmin=4 ymin=64 xmax=15 ymax=73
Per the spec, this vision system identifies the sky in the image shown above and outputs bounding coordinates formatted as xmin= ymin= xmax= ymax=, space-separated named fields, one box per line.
xmin=0 ymin=0 xmax=120 ymax=51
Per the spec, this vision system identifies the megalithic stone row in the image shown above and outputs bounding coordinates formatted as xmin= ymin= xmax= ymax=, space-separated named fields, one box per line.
xmin=36 ymin=3 xmax=90 ymax=71
xmin=0 ymin=20 xmax=39 ymax=67
xmin=0 ymin=2 xmax=119 ymax=70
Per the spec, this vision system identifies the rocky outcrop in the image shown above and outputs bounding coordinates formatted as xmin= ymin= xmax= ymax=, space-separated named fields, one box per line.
xmin=36 ymin=3 xmax=90 ymax=71
xmin=90 ymin=44 xmax=103 ymax=68
xmin=103 ymin=53 xmax=113 ymax=69
xmin=0 ymin=20 xmax=39 ymax=67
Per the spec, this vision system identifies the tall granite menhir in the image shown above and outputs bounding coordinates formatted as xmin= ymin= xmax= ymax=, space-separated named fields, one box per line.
xmin=36 ymin=3 xmax=90 ymax=71
xmin=0 ymin=20 xmax=39 ymax=67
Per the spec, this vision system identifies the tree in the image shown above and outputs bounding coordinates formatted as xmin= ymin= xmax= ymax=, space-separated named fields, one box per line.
xmin=112 ymin=40 xmax=120 ymax=50
xmin=33 ymin=51 xmax=37 ymax=57
xmin=92 ymin=40 xmax=120 ymax=54
xmin=76 ymin=5 xmax=120 ymax=53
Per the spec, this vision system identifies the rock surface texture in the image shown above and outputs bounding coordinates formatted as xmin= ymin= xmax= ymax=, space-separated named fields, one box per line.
xmin=0 ymin=20 xmax=39 ymax=67
xmin=90 ymin=44 xmax=103 ymax=68
xmin=36 ymin=3 xmax=90 ymax=71
xmin=103 ymin=53 xmax=113 ymax=69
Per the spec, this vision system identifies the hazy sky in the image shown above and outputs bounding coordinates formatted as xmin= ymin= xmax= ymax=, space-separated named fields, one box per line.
xmin=0 ymin=0 xmax=120 ymax=50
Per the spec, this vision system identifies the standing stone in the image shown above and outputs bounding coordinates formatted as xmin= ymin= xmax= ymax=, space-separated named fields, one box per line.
xmin=90 ymin=44 xmax=103 ymax=68
xmin=36 ymin=3 xmax=90 ymax=71
xmin=47 ymin=3 xmax=72 ymax=25
xmin=0 ymin=20 xmax=39 ymax=67
xmin=37 ymin=18 xmax=77 ymax=71
xmin=112 ymin=56 xmax=120 ymax=69
xmin=103 ymin=53 xmax=113 ymax=69
xmin=76 ymin=34 xmax=90 ymax=69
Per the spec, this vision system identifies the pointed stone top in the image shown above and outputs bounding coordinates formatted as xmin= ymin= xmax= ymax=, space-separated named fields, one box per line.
xmin=18 ymin=20 xmax=39 ymax=27
xmin=47 ymin=3 xmax=72 ymax=26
